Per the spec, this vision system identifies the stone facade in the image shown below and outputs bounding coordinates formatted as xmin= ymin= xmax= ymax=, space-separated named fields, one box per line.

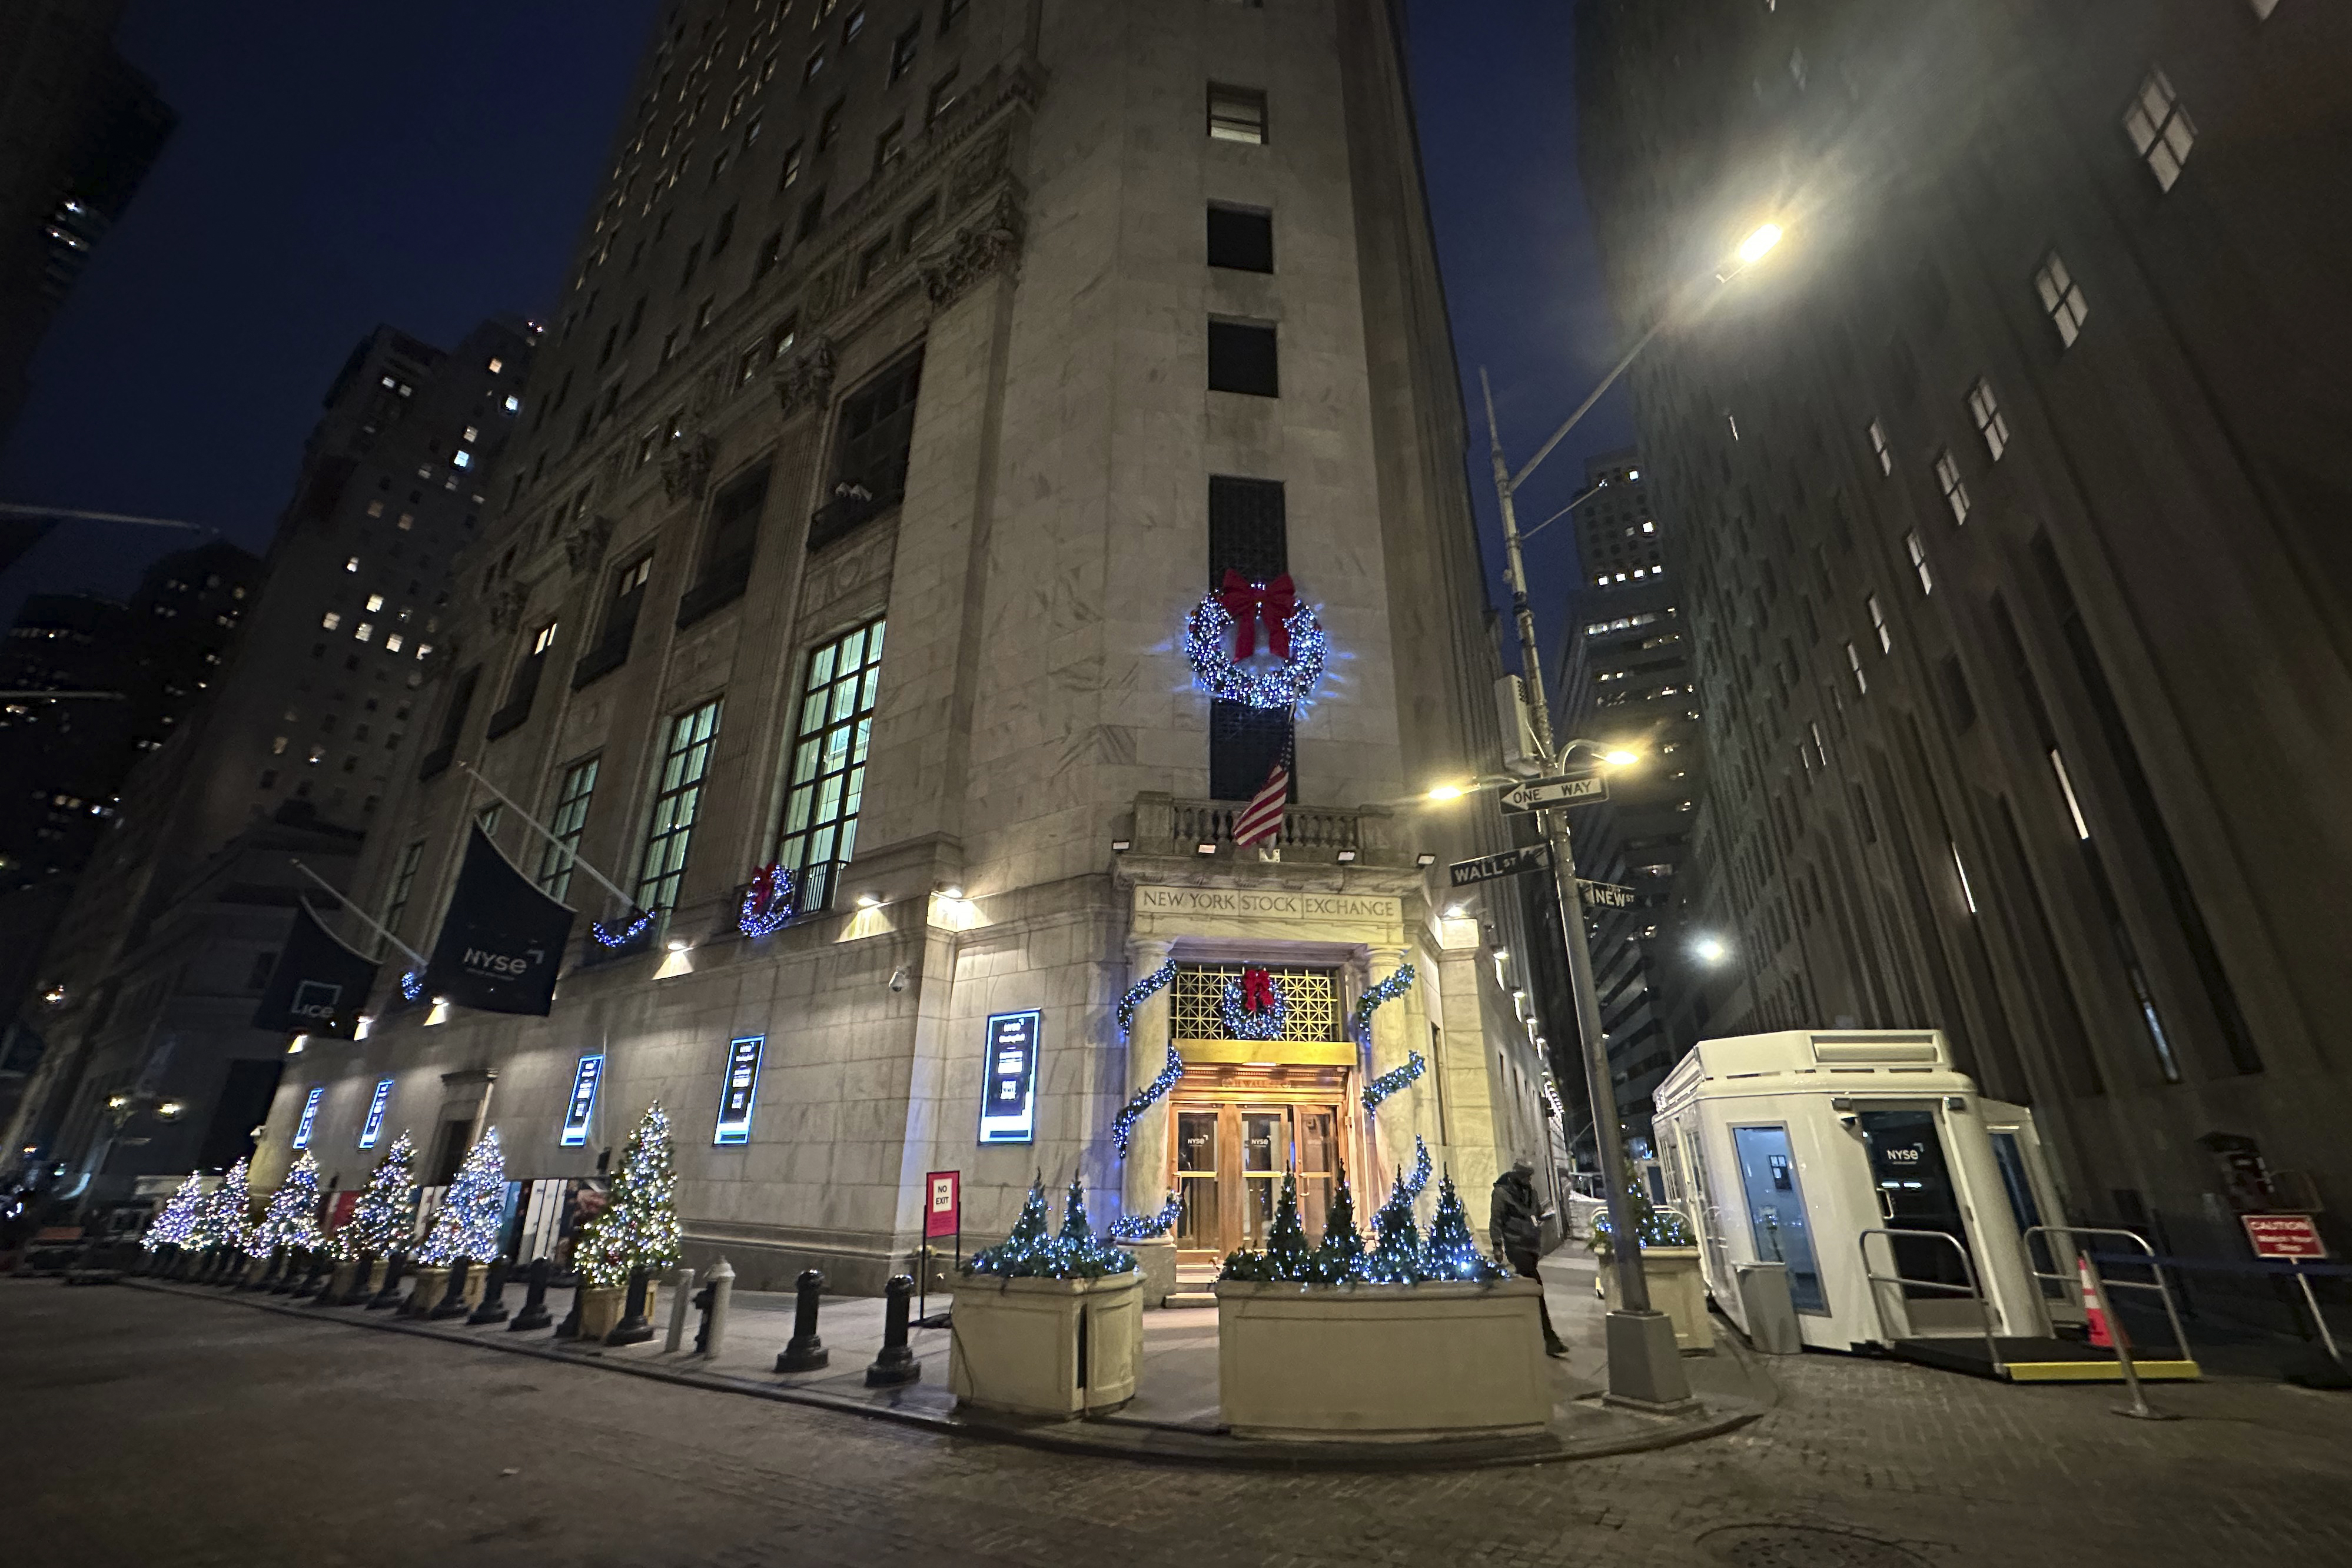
xmin=263 ymin=0 xmax=1554 ymax=1291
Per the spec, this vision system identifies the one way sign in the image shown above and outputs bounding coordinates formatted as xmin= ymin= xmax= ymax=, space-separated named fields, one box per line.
xmin=1448 ymin=843 xmax=1553 ymax=888
xmin=1499 ymin=773 xmax=1609 ymax=811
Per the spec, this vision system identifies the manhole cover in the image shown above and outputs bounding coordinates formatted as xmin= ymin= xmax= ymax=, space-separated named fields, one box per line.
xmin=1700 ymin=1524 xmax=1928 ymax=1568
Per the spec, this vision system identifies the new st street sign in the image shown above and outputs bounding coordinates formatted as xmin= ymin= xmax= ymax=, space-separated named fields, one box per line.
xmin=1447 ymin=843 xmax=1553 ymax=888
xmin=1498 ymin=772 xmax=1609 ymax=811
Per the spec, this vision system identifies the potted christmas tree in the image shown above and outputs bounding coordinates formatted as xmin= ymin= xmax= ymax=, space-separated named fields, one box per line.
xmin=1212 ymin=1164 xmax=1551 ymax=1441
xmin=412 ymin=1129 xmax=506 ymax=1318
xmin=949 ymin=1175 xmax=1142 ymax=1417
xmin=328 ymin=1132 xmax=416 ymax=1301
xmin=569 ymin=1104 xmax=682 ymax=1342
xmin=141 ymin=1173 xmax=206 ymax=1270
xmin=190 ymin=1157 xmax=255 ymax=1283
xmin=249 ymin=1152 xmax=327 ymax=1289
xmin=1584 ymin=1128 xmax=1707 ymax=1351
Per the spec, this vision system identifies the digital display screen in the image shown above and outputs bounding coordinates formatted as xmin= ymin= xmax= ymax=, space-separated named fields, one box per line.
xmin=292 ymin=1087 xmax=324 ymax=1150
xmin=713 ymin=1036 xmax=765 ymax=1146
xmin=978 ymin=1011 xmax=1041 ymax=1145
xmin=560 ymin=1054 xmax=603 ymax=1147
xmin=358 ymin=1079 xmax=393 ymax=1148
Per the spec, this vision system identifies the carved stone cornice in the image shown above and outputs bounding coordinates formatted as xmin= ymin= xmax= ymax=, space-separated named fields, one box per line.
xmin=563 ymin=511 xmax=616 ymax=577
xmin=484 ymin=581 xmax=529 ymax=636
xmin=772 ymin=337 xmax=838 ymax=418
xmin=920 ymin=190 xmax=1026 ymax=311
xmin=660 ymin=434 xmax=714 ymax=503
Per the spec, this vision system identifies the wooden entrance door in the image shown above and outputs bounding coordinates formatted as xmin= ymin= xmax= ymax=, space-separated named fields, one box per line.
xmin=1172 ymin=1100 xmax=1343 ymax=1261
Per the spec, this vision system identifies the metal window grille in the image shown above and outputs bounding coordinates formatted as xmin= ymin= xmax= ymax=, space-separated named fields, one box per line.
xmin=1171 ymin=963 xmax=1340 ymax=1042
xmin=636 ymin=698 xmax=723 ymax=912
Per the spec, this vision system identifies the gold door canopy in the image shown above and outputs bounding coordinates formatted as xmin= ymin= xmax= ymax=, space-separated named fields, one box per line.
xmin=1170 ymin=962 xmax=1343 ymax=1044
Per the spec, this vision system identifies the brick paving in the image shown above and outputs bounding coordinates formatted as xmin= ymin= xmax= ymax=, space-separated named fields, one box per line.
xmin=4 ymin=1280 xmax=2350 ymax=1567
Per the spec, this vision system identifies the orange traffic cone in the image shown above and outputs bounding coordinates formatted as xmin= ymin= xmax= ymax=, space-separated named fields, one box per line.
xmin=2078 ymin=1252 xmax=2127 ymax=1350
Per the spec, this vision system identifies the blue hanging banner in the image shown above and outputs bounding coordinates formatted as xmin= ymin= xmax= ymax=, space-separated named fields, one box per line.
xmin=713 ymin=1037 xmax=765 ymax=1146
xmin=560 ymin=1054 xmax=604 ymax=1147
xmin=422 ymin=825 xmax=575 ymax=1016
xmin=293 ymin=1087 xmax=324 ymax=1150
xmin=358 ymin=1079 xmax=393 ymax=1148
xmin=252 ymin=902 xmax=380 ymax=1038
xmin=978 ymin=1011 xmax=1041 ymax=1145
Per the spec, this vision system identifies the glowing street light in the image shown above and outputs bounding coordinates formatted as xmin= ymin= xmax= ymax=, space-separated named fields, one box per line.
xmin=1735 ymin=221 xmax=1784 ymax=268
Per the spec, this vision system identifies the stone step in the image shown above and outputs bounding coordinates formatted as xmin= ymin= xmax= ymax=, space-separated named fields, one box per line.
xmin=1162 ymin=1290 xmax=1218 ymax=1308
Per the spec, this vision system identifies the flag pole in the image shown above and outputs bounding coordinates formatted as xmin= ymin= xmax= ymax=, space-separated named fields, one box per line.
xmin=458 ymin=761 xmax=637 ymax=911
xmin=288 ymin=858 xmax=427 ymax=968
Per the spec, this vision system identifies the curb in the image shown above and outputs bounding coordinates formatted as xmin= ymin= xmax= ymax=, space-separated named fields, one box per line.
xmin=114 ymin=1275 xmax=1769 ymax=1471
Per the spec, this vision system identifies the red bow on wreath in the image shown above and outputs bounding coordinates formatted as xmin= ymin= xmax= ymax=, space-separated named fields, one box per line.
xmin=747 ymin=863 xmax=789 ymax=918
xmin=1217 ymin=570 xmax=1298 ymax=661
xmin=1240 ymin=965 xmax=1278 ymax=1012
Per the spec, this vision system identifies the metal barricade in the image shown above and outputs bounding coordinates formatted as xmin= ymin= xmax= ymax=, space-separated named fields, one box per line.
xmin=2020 ymin=1224 xmax=2195 ymax=1366
xmin=1859 ymin=1226 xmax=2003 ymax=1377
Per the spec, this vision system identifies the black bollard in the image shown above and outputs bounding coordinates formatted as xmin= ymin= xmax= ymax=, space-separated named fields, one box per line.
xmin=429 ymin=1259 xmax=473 ymax=1319
xmin=864 ymin=1275 xmax=921 ymax=1388
xmin=776 ymin=1269 xmax=830 ymax=1372
xmin=186 ymin=1247 xmax=211 ymax=1282
xmin=467 ymin=1258 xmax=511 ymax=1326
xmin=606 ymin=1265 xmax=655 ymax=1346
xmin=551 ymin=1277 xmax=584 ymax=1340
xmin=270 ymin=1247 xmax=305 ymax=1294
xmin=333 ymin=1251 xmax=376 ymax=1307
xmin=292 ymin=1248 xmax=330 ymax=1297
xmin=225 ymin=1250 xmax=258 ymax=1288
xmin=195 ymin=1247 xmax=220 ymax=1283
xmin=509 ymin=1257 xmax=553 ymax=1332
xmin=366 ymin=1251 xmax=408 ymax=1310
xmin=135 ymin=1244 xmax=162 ymax=1278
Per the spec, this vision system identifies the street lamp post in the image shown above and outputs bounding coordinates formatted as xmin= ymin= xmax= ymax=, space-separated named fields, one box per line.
xmin=1471 ymin=219 xmax=1784 ymax=1411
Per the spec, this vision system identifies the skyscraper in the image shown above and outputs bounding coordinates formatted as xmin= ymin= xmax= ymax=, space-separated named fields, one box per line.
xmin=267 ymin=0 xmax=1552 ymax=1289
xmin=1576 ymin=0 xmax=2352 ymax=1261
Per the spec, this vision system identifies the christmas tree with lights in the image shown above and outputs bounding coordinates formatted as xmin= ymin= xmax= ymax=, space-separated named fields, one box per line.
xmin=250 ymin=1152 xmax=327 ymax=1256
xmin=1420 ymin=1172 xmax=1504 ymax=1282
xmin=1310 ymin=1174 xmax=1365 ymax=1283
xmin=191 ymin=1157 xmax=254 ymax=1255
xmin=1362 ymin=1170 xmax=1424 ymax=1283
xmin=143 ymin=1173 xmax=206 ymax=1251
xmin=334 ymin=1132 xmax=415 ymax=1258
xmin=965 ymin=1176 xmax=1138 ymax=1279
xmin=417 ymin=1128 xmax=506 ymax=1265
xmin=572 ymin=1104 xmax=682 ymax=1288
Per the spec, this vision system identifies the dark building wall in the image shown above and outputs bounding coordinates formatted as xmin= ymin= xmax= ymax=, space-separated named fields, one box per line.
xmin=1574 ymin=0 xmax=2352 ymax=1258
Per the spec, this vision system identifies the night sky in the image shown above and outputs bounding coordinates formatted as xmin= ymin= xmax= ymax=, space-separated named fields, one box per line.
xmin=0 ymin=0 xmax=1632 ymax=670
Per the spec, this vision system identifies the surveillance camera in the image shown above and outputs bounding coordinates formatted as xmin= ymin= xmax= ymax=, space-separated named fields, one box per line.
xmin=889 ymin=966 xmax=909 ymax=993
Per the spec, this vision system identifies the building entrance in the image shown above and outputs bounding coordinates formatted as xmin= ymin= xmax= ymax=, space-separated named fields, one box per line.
xmin=1172 ymin=1099 xmax=1344 ymax=1260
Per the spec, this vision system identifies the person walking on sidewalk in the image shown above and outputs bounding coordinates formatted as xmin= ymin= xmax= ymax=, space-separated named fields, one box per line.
xmin=1492 ymin=1160 xmax=1569 ymax=1358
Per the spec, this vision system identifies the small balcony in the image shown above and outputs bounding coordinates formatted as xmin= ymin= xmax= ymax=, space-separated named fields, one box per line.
xmin=808 ymin=462 xmax=907 ymax=552
xmin=483 ymin=695 xmax=533 ymax=741
xmin=675 ymin=551 xmax=753 ymax=629
xmin=416 ymin=744 xmax=454 ymax=782
xmin=1128 ymin=793 xmax=1398 ymax=866
xmin=570 ymin=622 xmax=636 ymax=690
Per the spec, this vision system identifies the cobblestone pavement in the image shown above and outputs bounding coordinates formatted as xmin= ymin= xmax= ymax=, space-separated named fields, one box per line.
xmin=4 ymin=1282 xmax=2348 ymax=1568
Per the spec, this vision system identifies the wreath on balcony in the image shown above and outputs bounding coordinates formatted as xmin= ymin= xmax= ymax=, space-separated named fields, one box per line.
xmin=1184 ymin=571 xmax=1327 ymax=710
xmin=738 ymin=863 xmax=796 ymax=939
xmin=1220 ymin=966 xmax=1290 ymax=1041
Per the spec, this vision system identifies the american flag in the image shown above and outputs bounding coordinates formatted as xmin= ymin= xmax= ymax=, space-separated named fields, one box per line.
xmin=1231 ymin=730 xmax=1293 ymax=851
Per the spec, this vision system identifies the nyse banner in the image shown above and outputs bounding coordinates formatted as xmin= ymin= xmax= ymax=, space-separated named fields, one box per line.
xmin=560 ymin=1054 xmax=604 ymax=1147
xmin=293 ymin=1087 xmax=324 ymax=1149
xmin=252 ymin=902 xmax=380 ymax=1038
xmin=423 ymin=825 xmax=575 ymax=1016
xmin=358 ymin=1079 xmax=394 ymax=1149
xmin=978 ymin=1011 xmax=1041 ymax=1145
xmin=713 ymin=1037 xmax=765 ymax=1145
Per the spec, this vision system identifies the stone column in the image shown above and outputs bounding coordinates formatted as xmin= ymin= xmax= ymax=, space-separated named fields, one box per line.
xmin=1364 ymin=944 xmax=1420 ymax=1192
xmin=1120 ymin=938 xmax=1177 ymax=1220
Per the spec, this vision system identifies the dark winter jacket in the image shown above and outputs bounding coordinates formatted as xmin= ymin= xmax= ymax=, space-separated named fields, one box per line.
xmin=1490 ymin=1170 xmax=1542 ymax=1257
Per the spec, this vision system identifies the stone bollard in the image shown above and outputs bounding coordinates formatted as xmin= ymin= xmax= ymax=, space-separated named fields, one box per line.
xmin=467 ymin=1258 xmax=512 ymax=1326
xmin=695 ymin=1258 xmax=736 ymax=1359
xmin=864 ymin=1275 xmax=921 ymax=1388
xmin=776 ymin=1269 xmax=829 ymax=1372
xmin=606 ymin=1266 xmax=655 ymax=1346
xmin=430 ymin=1260 xmax=474 ymax=1320
xmin=663 ymin=1266 xmax=697 ymax=1353
xmin=509 ymin=1257 xmax=553 ymax=1333
xmin=366 ymin=1251 xmax=408 ymax=1310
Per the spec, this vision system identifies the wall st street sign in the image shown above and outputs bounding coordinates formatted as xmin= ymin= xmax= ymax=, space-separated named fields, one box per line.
xmin=1447 ymin=843 xmax=1553 ymax=888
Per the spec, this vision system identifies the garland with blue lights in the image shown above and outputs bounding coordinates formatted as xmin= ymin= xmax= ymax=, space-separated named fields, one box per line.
xmin=1350 ymin=962 xmax=1416 ymax=1049
xmin=738 ymin=863 xmax=796 ymax=939
xmin=1218 ymin=967 xmax=1288 ymax=1041
xmin=1183 ymin=587 xmax=1328 ymax=710
xmin=593 ymin=908 xmax=655 ymax=949
xmin=1114 ymin=960 xmax=1177 ymax=1041
xmin=1362 ymin=1050 xmax=1427 ymax=1115
xmin=1111 ymin=1044 xmax=1184 ymax=1160
xmin=399 ymin=970 xmax=426 ymax=1002
xmin=1401 ymin=1134 xmax=1432 ymax=1202
xmin=1108 ymin=1190 xmax=1184 ymax=1243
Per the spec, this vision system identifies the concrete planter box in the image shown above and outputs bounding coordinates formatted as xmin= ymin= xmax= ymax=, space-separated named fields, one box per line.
xmin=1212 ymin=1279 xmax=1552 ymax=1441
xmin=949 ymin=1273 xmax=1142 ymax=1417
xmin=577 ymin=1282 xmax=658 ymax=1341
xmin=404 ymin=1265 xmax=449 ymax=1315
xmin=1596 ymin=1246 xmax=1710 ymax=1351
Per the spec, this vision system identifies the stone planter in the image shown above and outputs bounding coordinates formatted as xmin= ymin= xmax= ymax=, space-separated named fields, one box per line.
xmin=1596 ymin=1246 xmax=1710 ymax=1351
xmin=406 ymin=1265 xmax=449 ymax=1316
xmin=325 ymin=1259 xmax=360 ymax=1300
xmin=1213 ymin=1279 xmax=1552 ymax=1441
xmin=577 ymin=1282 xmax=657 ymax=1342
xmin=950 ymin=1271 xmax=1142 ymax=1417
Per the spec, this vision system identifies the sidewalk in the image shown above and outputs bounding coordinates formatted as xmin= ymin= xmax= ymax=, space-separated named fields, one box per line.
xmin=119 ymin=1247 xmax=1772 ymax=1470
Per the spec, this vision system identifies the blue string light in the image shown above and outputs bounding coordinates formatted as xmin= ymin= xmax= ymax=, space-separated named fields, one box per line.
xmin=1401 ymin=1135 xmax=1432 ymax=1203
xmin=963 ymin=1177 xmax=1137 ymax=1279
xmin=1115 ymin=959 xmax=1177 ymax=1041
xmin=1350 ymin=962 xmax=1416 ymax=1049
xmin=1363 ymin=1050 xmax=1427 ymax=1115
xmin=593 ymin=908 xmax=654 ymax=949
xmin=738 ymin=865 xmax=797 ymax=939
xmin=1218 ymin=972 xmax=1288 ymax=1040
xmin=400 ymin=969 xmax=426 ymax=1002
xmin=1111 ymin=1044 xmax=1184 ymax=1160
xmin=1183 ymin=593 xmax=1328 ymax=710
xmin=1108 ymin=1190 xmax=1184 ymax=1242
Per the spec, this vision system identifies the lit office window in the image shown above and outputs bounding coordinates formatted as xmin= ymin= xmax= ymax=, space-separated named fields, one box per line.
xmin=774 ymin=618 xmax=885 ymax=896
xmin=1845 ymin=642 xmax=1868 ymax=696
xmin=1868 ymin=594 xmax=1891 ymax=653
xmin=1906 ymin=531 xmax=1934 ymax=595
xmin=1968 ymin=378 xmax=2009 ymax=461
xmin=1868 ymin=419 xmax=1891 ymax=475
xmin=321 ymin=612 xmax=342 ymax=630
xmin=1935 ymin=451 xmax=1971 ymax=523
xmin=2124 ymin=69 xmax=2195 ymax=191
xmin=2035 ymin=254 xmax=2089 ymax=348
xmin=540 ymin=757 xmax=600 ymax=900
xmin=635 ymin=699 xmax=722 ymax=913
xmin=1208 ymin=84 xmax=1268 ymax=144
